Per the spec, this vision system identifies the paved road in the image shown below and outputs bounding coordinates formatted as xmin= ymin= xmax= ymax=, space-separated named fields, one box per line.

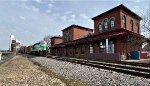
xmin=0 ymin=55 xmax=66 ymax=86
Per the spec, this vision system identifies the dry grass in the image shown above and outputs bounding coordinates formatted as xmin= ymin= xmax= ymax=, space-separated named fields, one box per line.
xmin=0 ymin=55 xmax=66 ymax=86
xmin=0 ymin=61 xmax=5 ymax=66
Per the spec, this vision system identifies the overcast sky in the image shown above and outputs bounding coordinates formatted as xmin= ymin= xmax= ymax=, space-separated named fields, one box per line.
xmin=0 ymin=0 xmax=149 ymax=50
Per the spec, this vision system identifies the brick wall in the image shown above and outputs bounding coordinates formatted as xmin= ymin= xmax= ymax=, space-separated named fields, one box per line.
xmin=51 ymin=37 xmax=62 ymax=45
xmin=120 ymin=10 xmax=140 ymax=34
xmin=94 ymin=9 xmax=141 ymax=35
xmin=73 ymin=27 xmax=93 ymax=40
xmin=94 ymin=10 xmax=121 ymax=34
xmin=115 ymin=38 xmax=123 ymax=54
xmin=63 ymin=26 xmax=93 ymax=42
xmin=55 ymin=38 xmax=62 ymax=45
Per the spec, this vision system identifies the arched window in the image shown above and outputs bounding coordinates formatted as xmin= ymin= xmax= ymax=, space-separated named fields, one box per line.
xmin=130 ymin=19 xmax=134 ymax=31
xmin=122 ymin=15 xmax=126 ymax=29
xmin=66 ymin=32 xmax=71 ymax=41
xmin=68 ymin=32 xmax=71 ymax=41
xmin=67 ymin=32 xmax=69 ymax=41
xmin=137 ymin=23 xmax=140 ymax=33
xmin=64 ymin=34 xmax=67 ymax=42
xmin=98 ymin=23 xmax=102 ymax=33
xmin=103 ymin=19 xmax=108 ymax=31
xmin=110 ymin=17 xmax=115 ymax=30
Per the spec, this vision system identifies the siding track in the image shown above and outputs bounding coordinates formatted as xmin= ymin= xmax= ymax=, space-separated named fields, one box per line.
xmin=47 ymin=56 xmax=150 ymax=79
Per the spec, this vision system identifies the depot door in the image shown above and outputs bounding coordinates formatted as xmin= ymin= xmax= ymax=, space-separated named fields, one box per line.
xmin=66 ymin=47 xmax=68 ymax=57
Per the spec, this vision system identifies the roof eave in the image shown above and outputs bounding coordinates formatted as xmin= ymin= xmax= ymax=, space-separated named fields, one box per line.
xmin=92 ymin=4 xmax=142 ymax=20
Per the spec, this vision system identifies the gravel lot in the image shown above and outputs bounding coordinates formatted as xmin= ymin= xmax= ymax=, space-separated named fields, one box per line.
xmin=0 ymin=55 xmax=66 ymax=86
xmin=31 ymin=56 xmax=150 ymax=86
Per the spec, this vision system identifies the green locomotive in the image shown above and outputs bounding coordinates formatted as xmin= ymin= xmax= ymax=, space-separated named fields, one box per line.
xmin=31 ymin=41 xmax=48 ymax=56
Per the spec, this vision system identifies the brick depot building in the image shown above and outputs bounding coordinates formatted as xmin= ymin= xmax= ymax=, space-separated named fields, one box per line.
xmin=50 ymin=4 xmax=143 ymax=61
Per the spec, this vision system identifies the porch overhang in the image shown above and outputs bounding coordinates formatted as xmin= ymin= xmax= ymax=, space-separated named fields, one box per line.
xmin=52 ymin=29 xmax=144 ymax=48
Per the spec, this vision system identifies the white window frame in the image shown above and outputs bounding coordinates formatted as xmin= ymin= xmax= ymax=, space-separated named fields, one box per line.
xmin=110 ymin=17 xmax=115 ymax=30
xmin=130 ymin=19 xmax=134 ymax=31
xmin=89 ymin=44 xmax=94 ymax=54
xmin=103 ymin=18 xmax=108 ymax=32
xmin=98 ymin=23 xmax=102 ymax=33
xmin=122 ymin=15 xmax=126 ymax=29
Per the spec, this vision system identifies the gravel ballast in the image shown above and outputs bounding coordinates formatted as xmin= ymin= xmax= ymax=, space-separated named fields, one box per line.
xmin=31 ymin=56 xmax=150 ymax=86
xmin=0 ymin=55 xmax=66 ymax=86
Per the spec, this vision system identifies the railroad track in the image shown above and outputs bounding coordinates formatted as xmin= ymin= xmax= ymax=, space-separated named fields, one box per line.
xmin=48 ymin=55 xmax=150 ymax=79
xmin=107 ymin=61 xmax=150 ymax=68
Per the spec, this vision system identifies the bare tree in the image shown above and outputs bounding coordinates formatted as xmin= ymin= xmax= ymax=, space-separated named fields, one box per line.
xmin=139 ymin=2 xmax=150 ymax=51
xmin=140 ymin=2 xmax=150 ymax=37
xmin=43 ymin=35 xmax=53 ymax=47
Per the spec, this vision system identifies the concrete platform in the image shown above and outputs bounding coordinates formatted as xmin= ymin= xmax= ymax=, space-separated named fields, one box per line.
xmin=123 ymin=58 xmax=150 ymax=64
